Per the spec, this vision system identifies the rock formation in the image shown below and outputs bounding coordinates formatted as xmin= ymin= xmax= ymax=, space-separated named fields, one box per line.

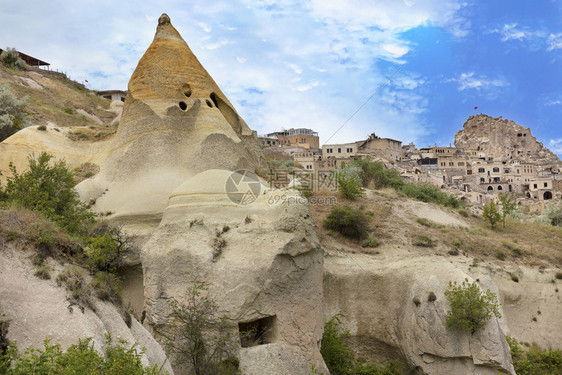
xmin=324 ymin=255 xmax=515 ymax=375
xmin=0 ymin=244 xmax=174 ymax=374
xmin=142 ymin=170 xmax=328 ymax=374
xmin=76 ymin=13 xmax=264 ymax=220
xmin=454 ymin=114 xmax=561 ymax=165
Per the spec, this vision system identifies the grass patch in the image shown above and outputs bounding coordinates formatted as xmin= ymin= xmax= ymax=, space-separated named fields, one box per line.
xmin=360 ymin=234 xmax=380 ymax=248
xmin=414 ymin=234 xmax=436 ymax=248
xmin=507 ymin=337 xmax=562 ymax=375
xmin=323 ymin=206 xmax=371 ymax=240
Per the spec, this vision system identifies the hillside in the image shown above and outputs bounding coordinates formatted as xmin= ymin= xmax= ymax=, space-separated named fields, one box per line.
xmin=1 ymin=14 xmax=562 ymax=375
xmin=0 ymin=63 xmax=119 ymax=139
xmin=311 ymin=187 xmax=562 ymax=372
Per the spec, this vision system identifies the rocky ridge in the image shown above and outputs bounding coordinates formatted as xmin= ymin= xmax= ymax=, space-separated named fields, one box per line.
xmin=454 ymin=114 xmax=561 ymax=165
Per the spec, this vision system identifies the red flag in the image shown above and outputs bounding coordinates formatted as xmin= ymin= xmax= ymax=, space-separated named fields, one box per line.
xmin=474 ymin=106 xmax=478 ymax=110
xmin=85 ymin=80 xmax=88 ymax=83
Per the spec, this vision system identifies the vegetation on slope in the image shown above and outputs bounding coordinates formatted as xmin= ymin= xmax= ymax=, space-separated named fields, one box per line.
xmin=507 ymin=337 xmax=562 ymax=375
xmin=0 ymin=60 xmax=116 ymax=137
xmin=0 ymin=335 xmax=162 ymax=375
xmin=346 ymin=158 xmax=462 ymax=208
xmin=320 ymin=315 xmax=404 ymax=375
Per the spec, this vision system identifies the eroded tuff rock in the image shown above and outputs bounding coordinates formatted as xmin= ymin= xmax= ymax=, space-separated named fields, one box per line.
xmin=76 ymin=14 xmax=264 ymax=219
xmin=141 ymin=170 xmax=328 ymax=374
xmin=0 ymin=245 xmax=173 ymax=374
xmin=454 ymin=114 xmax=561 ymax=164
xmin=323 ymin=255 xmax=515 ymax=375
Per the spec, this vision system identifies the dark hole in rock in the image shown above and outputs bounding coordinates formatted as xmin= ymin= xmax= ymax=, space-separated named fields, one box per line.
xmin=181 ymin=83 xmax=192 ymax=97
xmin=210 ymin=92 xmax=219 ymax=107
xmin=179 ymin=101 xmax=187 ymax=110
xmin=206 ymin=99 xmax=213 ymax=108
xmin=238 ymin=316 xmax=276 ymax=348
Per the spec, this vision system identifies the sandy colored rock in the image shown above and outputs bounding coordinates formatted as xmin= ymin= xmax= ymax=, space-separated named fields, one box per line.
xmin=323 ymin=254 xmax=515 ymax=375
xmin=454 ymin=114 xmax=561 ymax=164
xmin=141 ymin=170 xmax=328 ymax=375
xmin=0 ymin=245 xmax=173 ymax=374
xmin=74 ymin=14 xmax=264 ymax=221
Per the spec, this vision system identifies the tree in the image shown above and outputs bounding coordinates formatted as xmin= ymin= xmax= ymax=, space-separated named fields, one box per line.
xmin=336 ymin=163 xmax=364 ymax=200
xmin=323 ymin=206 xmax=370 ymax=240
xmin=159 ymin=281 xmax=239 ymax=375
xmin=0 ymin=84 xmax=31 ymax=141
xmin=4 ymin=152 xmax=94 ymax=235
xmin=444 ymin=278 xmax=502 ymax=334
xmin=86 ymin=225 xmax=136 ymax=273
xmin=483 ymin=200 xmax=501 ymax=228
xmin=498 ymin=193 xmax=517 ymax=228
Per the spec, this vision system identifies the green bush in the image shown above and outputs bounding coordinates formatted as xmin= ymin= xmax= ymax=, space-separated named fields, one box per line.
xmin=483 ymin=201 xmax=502 ymax=228
xmin=86 ymin=232 xmax=123 ymax=273
xmin=507 ymin=336 xmax=562 ymax=375
xmin=413 ymin=234 xmax=436 ymax=247
xmin=350 ymin=158 xmax=404 ymax=189
xmin=321 ymin=314 xmax=403 ymax=375
xmin=361 ymin=234 xmax=380 ymax=248
xmin=4 ymin=152 xmax=94 ymax=236
xmin=323 ymin=206 xmax=370 ymax=239
xmin=0 ymin=335 xmax=162 ymax=374
xmin=498 ymin=193 xmax=517 ymax=228
xmin=321 ymin=315 xmax=354 ymax=375
xmin=90 ymin=271 xmax=122 ymax=304
xmin=337 ymin=164 xmax=364 ymax=200
xmin=0 ymin=84 xmax=31 ymax=141
xmin=399 ymin=183 xmax=462 ymax=208
xmin=0 ymin=48 xmax=27 ymax=70
xmin=544 ymin=203 xmax=562 ymax=227
xmin=444 ymin=278 xmax=501 ymax=334
xmin=416 ymin=217 xmax=431 ymax=227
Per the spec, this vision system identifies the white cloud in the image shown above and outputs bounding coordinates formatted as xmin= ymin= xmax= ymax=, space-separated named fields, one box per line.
xmin=198 ymin=22 xmax=212 ymax=33
xmin=382 ymin=44 xmax=409 ymax=58
xmin=205 ymin=39 xmax=230 ymax=50
xmin=545 ymin=99 xmax=562 ymax=106
xmin=447 ymin=72 xmax=508 ymax=91
xmin=289 ymin=63 xmax=302 ymax=74
xmin=491 ymin=23 xmax=537 ymax=42
xmin=547 ymin=33 xmax=562 ymax=51
xmin=548 ymin=139 xmax=562 ymax=154
xmin=0 ymin=0 xmax=468 ymax=146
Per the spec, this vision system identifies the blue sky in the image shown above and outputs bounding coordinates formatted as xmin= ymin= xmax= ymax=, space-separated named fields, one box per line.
xmin=1 ymin=0 xmax=561 ymax=157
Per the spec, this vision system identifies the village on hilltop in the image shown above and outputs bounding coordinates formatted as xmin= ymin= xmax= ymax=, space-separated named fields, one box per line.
xmin=259 ymin=114 xmax=562 ymax=213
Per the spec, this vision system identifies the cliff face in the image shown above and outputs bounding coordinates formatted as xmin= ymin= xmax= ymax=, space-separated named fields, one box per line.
xmin=454 ymin=115 xmax=561 ymax=164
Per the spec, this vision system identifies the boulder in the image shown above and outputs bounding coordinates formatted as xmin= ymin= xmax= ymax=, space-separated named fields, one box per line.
xmin=141 ymin=169 xmax=328 ymax=374
xmin=323 ymin=254 xmax=515 ymax=375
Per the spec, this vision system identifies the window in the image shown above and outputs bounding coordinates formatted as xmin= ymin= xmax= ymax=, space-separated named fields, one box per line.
xmin=493 ymin=167 xmax=500 ymax=173
xmin=534 ymin=184 xmax=538 ymax=189
xmin=494 ymin=177 xmax=500 ymax=183
xmin=458 ymin=162 xmax=465 ymax=166
xmin=338 ymin=148 xmax=341 ymax=153
xmin=544 ymin=182 xmax=548 ymax=187
xmin=346 ymin=148 xmax=353 ymax=153
xmin=449 ymin=162 xmax=454 ymax=166
xmin=498 ymin=186 xmax=503 ymax=191
xmin=480 ymin=178 xmax=485 ymax=183
xmin=478 ymin=168 xmax=485 ymax=173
